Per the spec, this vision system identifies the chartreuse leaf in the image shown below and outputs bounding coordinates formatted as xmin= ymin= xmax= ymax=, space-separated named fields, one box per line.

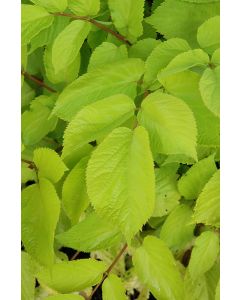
xmin=56 ymin=213 xmax=122 ymax=252
xmin=199 ymin=66 xmax=220 ymax=117
xmin=215 ymin=280 xmax=220 ymax=300
xmin=144 ymin=38 xmax=191 ymax=89
xmin=21 ymin=162 xmax=37 ymax=184
xmin=33 ymin=148 xmax=68 ymax=183
xmin=21 ymin=252 xmax=35 ymax=300
xmin=44 ymin=43 xmax=81 ymax=84
xmin=128 ymin=38 xmax=160 ymax=61
xmin=188 ymin=231 xmax=219 ymax=280
xmin=160 ymin=70 xmax=220 ymax=159
xmin=30 ymin=0 xmax=67 ymax=13
xmin=178 ymin=154 xmax=217 ymax=200
xmin=62 ymin=94 xmax=135 ymax=159
xmin=102 ymin=274 xmax=127 ymax=300
xmin=205 ymin=262 xmax=220 ymax=300
xmin=180 ymin=0 xmax=219 ymax=2
xmin=21 ymin=4 xmax=54 ymax=46
xmin=137 ymin=91 xmax=197 ymax=161
xmin=88 ymin=42 xmax=128 ymax=72
xmin=37 ymin=259 xmax=106 ymax=293
xmin=68 ymin=0 xmax=100 ymax=16
xmin=197 ymin=16 xmax=220 ymax=54
xmin=158 ymin=49 xmax=209 ymax=80
xmin=211 ymin=48 xmax=220 ymax=65
xmin=22 ymin=96 xmax=58 ymax=145
xmin=153 ymin=163 xmax=181 ymax=217
xmin=108 ymin=0 xmax=144 ymax=42
xmin=87 ymin=127 xmax=155 ymax=242
xmin=160 ymin=204 xmax=195 ymax=252
xmin=133 ymin=236 xmax=184 ymax=300
xmin=52 ymin=20 xmax=91 ymax=74
xmin=45 ymin=295 xmax=84 ymax=300
xmin=193 ymin=170 xmax=220 ymax=227
xmin=62 ymin=157 xmax=89 ymax=224
xmin=21 ymin=178 xmax=60 ymax=266
xmin=53 ymin=59 xmax=144 ymax=121
xmin=62 ymin=144 xmax=93 ymax=169
xmin=145 ymin=0 xmax=220 ymax=47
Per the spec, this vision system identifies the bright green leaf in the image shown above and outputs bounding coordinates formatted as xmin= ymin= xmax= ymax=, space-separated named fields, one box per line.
xmin=128 ymin=38 xmax=160 ymax=61
xmin=193 ymin=170 xmax=220 ymax=227
xmin=21 ymin=4 xmax=54 ymax=46
xmin=199 ymin=66 xmax=220 ymax=117
xmin=30 ymin=0 xmax=67 ymax=13
xmin=33 ymin=148 xmax=68 ymax=183
xmin=197 ymin=16 xmax=220 ymax=54
xmin=62 ymin=157 xmax=89 ymax=224
xmin=37 ymin=259 xmax=106 ymax=293
xmin=56 ymin=213 xmax=122 ymax=252
xmin=133 ymin=236 xmax=184 ymax=300
xmin=21 ymin=178 xmax=60 ymax=266
xmin=138 ymin=91 xmax=197 ymax=160
xmin=62 ymin=94 xmax=135 ymax=159
xmin=53 ymin=58 xmax=144 ymax=121
xmin=68 ymin=0 xmax=100 ymax=16
xmin=86 ymin=126 xmax=155 ymax=242
xmin=211 ymin=48 xmax=220 ymax=65
xmin=21 ymin=252 xmax=35 ymax=300
xmin=52 ymin=20 xmax=91 ymax=74
xmin=102 ymin=274 xmax=127 ymax=300
xmin=108 ymin=0 xmax=144 ymax=42
xmin=178 ymin=154 xmax=217 ymax=200
xmin=188 ymin=231 xmax=220 ymax=280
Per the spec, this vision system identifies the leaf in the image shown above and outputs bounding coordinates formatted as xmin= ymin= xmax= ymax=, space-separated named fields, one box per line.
xmin=211 ymin=48 xmax=220 ymax=65
xmin=128 ymin=38 xmax=160 ymax=61
xmin=188 ymin=231 xmax=220 ymax=280
xmin=52 ymin=20 xmax=91 ymax=74
xmin=145 ymin=0 xmax=220 ymax=47
xmin=21 ymin=96 xmax=58 ymax=145
xmin=37 ymin=259 xmax=106 ymax=293
xmin=30 ymin=0 xmax=68 ymax=13
xmin=199 ymin=66 xmax=220 ymax=117
xmin=184 ymin=270 xmax=209 ymax=300
xmin=21 ymin=4 xmax=54 ymax=46
xmin=56 ymin=213 xmax=122 ymax=252
xmin=62 ymin=94 xmax=135 ymax=159
xmin=53 ymin=58 xmax=144 ymax=121
xmin=157 ymin=49 xmax=209 ymax=80
xmin=21 ymin=252 xmax=35 ymax=300
xmin=193 ymin=170 xmax=220 ymax=227
xmin=102 ymin=274 xmax=127 ymax=300
xmin=159 ymin=70 xmax=220 ymax=156
xmin=68 ymin=0 xmax=100 ymax=16
xmin=62 ymin=157 xmax=89 ymax=224
xmin=33 ymin=148 xmax=68 ymax=183
xmin=44 ymin=43 xmax=81 ymax=84
xmin=177 ymin=154 xmax=217 ymax=200
xmin=144 ymin=38 xmax=191 ymax=89
xmin=21 ymin=162 xmax=37 ymax=183
xmin=205 ymin=262 xmax=220 ymax=300
xmin=133 ymin=236 xmax=184 ymax=300
xmin=137 ymin=91 xmax=197 ymax=160
xmin=215 ymin=280 xmax=220 ymax=300
xmin=45 ymin=295 xmax=84 ymax=300
xmin=21 ymin=178 xmax=60 ymax=266
xmin=152 ymin=163 xmax=181 ymax=217
xmin=88 ymin=42 xmax=128 ymax=72
xmin=160 ymin=204 xmax=195 ymax=252
xmin=108 ymin=0 xmax=144 ymax=42
xmin=197 ymin=16 xmax=220 ymax=54
xmin=86 ymin=126 xmax=155 ymax=242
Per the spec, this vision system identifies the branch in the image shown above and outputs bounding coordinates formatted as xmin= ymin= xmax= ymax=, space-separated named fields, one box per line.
xmin=52 ymin=12 xmax=132 ymax=46
xmin=21 ymin=70 xmax=57 ymax=93
xmin=88 ymin=243 xmax=128 ymax=300
xmin=21 ymin=158 xmax=37 ymax=171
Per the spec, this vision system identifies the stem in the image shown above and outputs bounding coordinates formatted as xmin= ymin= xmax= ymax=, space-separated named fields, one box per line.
xmin=89 ymin=243 xmax=128 ymax=300
xmin=70 ymin=251 xmax=80 ymax=261
xmin=21 ymin=70 xmax=57 ymax=93
xmin=21 ymin=158 xmax=36 ymax=170
xmin=52 ymin=12 xmax=131 ymax=46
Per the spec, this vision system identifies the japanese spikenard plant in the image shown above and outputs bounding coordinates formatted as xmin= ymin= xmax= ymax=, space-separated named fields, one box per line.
xmin=21 ymin=0 xmax=220 ymax=299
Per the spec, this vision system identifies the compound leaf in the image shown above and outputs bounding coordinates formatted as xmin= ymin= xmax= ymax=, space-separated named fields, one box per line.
xmin=21 ymin=178 xmax=60 ymax=267
xmin=37 ymin=259 xmax=106 ymax=293
xmin=102 ymin=274 xmax=127 ymax=300
xmin=86 ymin=126 xmax=155 ymax=242
xmin=138 ymin=91 xmax=197 ymax=160
xmin=133 ymin=236 xmax=184 ymax=300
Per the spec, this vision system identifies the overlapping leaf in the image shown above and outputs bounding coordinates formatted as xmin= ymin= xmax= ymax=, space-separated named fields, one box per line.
xmin=68 ymin=0 xmax=100 ymax=16
xmin=30 ymin=0 xmax=68 ymax=13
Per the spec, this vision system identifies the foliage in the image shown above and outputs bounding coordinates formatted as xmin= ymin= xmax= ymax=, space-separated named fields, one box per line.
xmin=21 ymin=0 xmax=220 ymax=299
